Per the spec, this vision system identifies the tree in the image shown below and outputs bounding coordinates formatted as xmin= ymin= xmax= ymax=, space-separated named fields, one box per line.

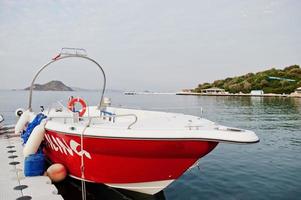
xmin=193 ymin=65 xmax=301 ymax=94
xmin=242 ymin=81 xmax=252 ymax=93
xmin=260 ymin=79 xmax=269 ymax=87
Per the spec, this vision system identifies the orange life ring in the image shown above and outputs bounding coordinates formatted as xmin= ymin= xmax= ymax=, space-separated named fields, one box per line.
xmin=67 ymin=97 xmax=87 ymax=117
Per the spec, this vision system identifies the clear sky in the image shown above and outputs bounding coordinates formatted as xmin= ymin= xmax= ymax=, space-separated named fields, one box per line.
xmin=0 ymin=0 xmax=300 ymax=91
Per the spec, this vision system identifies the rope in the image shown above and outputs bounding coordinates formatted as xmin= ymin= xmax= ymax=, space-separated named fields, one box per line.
xmin=77 ymin=114 xmax=134 ymax=200
xmin=80 ymin=124 xmax=89 ymax=200
xmin=78 ymin=105 xmax=133 ymax=200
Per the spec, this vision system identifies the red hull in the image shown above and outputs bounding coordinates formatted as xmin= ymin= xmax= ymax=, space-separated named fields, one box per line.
xmin=44 ymin=130 xmax=218 ymax=184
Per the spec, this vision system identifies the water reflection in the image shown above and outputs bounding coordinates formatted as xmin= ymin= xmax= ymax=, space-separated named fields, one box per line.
xmin=55 ymin=177 xmax=166 ymax=200
xmin=289 ymin=137 xmax=301 ymax=146
xmin=2 ymin=91 xmax=301 ymax=200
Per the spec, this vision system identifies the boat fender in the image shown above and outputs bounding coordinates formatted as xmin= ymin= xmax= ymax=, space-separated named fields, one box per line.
xmin=23 ymin=120 xmax=46 ymax=157
xmin=68 ymin=97 xmax=87 ymax=117
xmin=21 ymin=113 xmax=47 ymax=144
xmin=0 ymin=114 xmax=4 ymax=123
xmin=15 ymin=110 xmax=31 ymax=135
xmin=46 ymin=163 xmax=67 ymax=182
xmin=15 ymin=108 xmax=25 ymax=118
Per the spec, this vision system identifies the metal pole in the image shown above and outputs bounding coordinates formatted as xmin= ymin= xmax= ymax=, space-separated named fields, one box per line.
xmin=28 ymin=55 xmax=106 ymax=111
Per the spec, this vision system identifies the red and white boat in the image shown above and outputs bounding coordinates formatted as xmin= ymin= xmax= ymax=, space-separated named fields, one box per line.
xmin=16 ymin=48 xmax=259 ymax=195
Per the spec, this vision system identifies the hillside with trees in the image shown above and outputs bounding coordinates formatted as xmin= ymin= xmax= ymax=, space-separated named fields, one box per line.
xmin=24 ymin=80 xmax=73 ymax=91
xmin=194 ymin=65 xmax=301 ymax=94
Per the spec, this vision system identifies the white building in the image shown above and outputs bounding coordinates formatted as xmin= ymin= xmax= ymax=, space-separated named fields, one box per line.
xmin=295 ymin=87 xmax=301 ymax=94
xmin=290 ymin=87 xmax=301 ymax=97
xmin=250 ymin=90 xmax=264 ymax=95
xmin=201 ymin=87 xmax=226 ymax=94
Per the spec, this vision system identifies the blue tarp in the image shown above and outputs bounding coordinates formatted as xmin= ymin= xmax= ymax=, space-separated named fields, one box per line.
xmin=21 ymin=113 xmax=47 ymax=176
xmin=24 ymin=153 xmax=45 ymax=176
xmin=21 ymin=113 xmax=47 ymax=145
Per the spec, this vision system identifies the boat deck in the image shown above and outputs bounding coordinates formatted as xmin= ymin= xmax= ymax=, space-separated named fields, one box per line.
xmin=0 ymin=134 xmax=64 ymax=200
xmin=46 ymin=106 xmax=216 ymax=131
xmin=43 ymin=106 xmax=259 ymax=143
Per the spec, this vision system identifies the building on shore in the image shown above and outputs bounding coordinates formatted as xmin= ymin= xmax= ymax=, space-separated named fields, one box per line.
xmin=124 ymin=91 xmax=137 ymax=95
xmin=289 ymin=87 xmax=301 ymax=97
xmin=250 ymin=90 xmax=264 ymax=95
xmin=295 ymin=87 xmax=301 ymax=94
xmin=201 ymin=87 xmax=226 ymax=94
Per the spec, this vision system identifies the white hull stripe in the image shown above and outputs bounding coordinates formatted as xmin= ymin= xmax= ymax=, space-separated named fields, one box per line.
xmin=68 ymin=174 xmax=174 ymax=195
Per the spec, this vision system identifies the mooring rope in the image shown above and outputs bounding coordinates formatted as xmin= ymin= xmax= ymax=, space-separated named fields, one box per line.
xmin=80 ymin=123 xmax=89 ymax=200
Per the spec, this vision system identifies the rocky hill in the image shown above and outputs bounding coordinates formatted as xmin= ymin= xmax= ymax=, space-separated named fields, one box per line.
xmin=194 ymin=65 xmax=301 ymax=94
xmin=24 ymin=80 xmax=73 ymax=91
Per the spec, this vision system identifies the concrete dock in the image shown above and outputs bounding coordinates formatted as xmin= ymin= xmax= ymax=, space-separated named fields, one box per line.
xmin=0 ymin=133 xmax=64 ymax=200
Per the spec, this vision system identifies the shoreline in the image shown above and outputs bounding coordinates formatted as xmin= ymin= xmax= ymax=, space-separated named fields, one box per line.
xmin=176 ymin=92 xmax=301 ymax=98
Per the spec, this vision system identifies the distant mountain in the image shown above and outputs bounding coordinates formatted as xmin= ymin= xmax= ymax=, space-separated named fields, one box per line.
xmin=24 ymin=80 xmax=73 ymax=91
xmin=23 ymin=81 xmax=124 ymax=92
xmin=194 ymin=65 xmax=301 ymax=94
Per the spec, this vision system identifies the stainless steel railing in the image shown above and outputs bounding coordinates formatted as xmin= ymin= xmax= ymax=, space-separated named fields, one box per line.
xmin=28 ymin=48 xmax=106 ymax=111
xmin=29 ymin=48 xmax=139 ymax=129
xmin=48 ymin=113 xmax=138 ymax=129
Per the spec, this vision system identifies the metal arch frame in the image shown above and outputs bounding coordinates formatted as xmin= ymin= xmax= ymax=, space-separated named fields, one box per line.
xmin=28 ymin=54 xmax=106 ymax=111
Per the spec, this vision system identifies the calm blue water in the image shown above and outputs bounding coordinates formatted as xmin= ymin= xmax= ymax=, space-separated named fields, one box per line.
xmin=1 ymin=90 xmax=301 ymax=200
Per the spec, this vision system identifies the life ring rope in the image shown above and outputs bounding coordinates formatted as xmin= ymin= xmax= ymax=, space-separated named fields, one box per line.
xmin=68 ymin=97 xmax=87 ymax=117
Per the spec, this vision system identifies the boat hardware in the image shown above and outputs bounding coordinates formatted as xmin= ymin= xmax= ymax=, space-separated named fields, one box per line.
xmin=28 ymin=48 xmax=106 ymax=111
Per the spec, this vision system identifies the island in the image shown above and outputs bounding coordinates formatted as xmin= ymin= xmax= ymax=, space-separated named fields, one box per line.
xmin=192 ymin=65 xmax=301 ymax=94
xmin=24 ymin=80 xmax=73 ymax=91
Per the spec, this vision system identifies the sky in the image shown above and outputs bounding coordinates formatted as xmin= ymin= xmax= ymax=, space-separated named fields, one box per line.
xmin=0 ymin=0 xmax=300 ymax=91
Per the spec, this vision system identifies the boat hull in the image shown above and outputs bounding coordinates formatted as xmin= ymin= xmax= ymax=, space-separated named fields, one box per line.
xmin=43 ymin=130 xmax=218 ymax=194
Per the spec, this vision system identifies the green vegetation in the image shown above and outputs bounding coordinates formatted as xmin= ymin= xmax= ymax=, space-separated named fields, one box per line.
xmin=194 ymin=65 xmax=301 ymax=94
xmin=24 ymin=80 xmax=73 ymax=91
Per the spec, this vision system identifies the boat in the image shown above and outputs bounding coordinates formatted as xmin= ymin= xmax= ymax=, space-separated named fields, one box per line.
xmin=0 ymin=114 xmax=3 ymax=125
xmin=0 ymin=114 xmax=15 ymax=134
xmin=0 ymin=114 xmax=4 ymax=132
xmin=123 ymin=91 xmax=137 ymax=95
xmin=16 ymin=48 xmax=259 ymax=195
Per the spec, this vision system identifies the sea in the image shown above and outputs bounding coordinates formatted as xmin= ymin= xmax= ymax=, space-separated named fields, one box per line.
xmin=0 ymin=90 xmax=301 ymax=200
